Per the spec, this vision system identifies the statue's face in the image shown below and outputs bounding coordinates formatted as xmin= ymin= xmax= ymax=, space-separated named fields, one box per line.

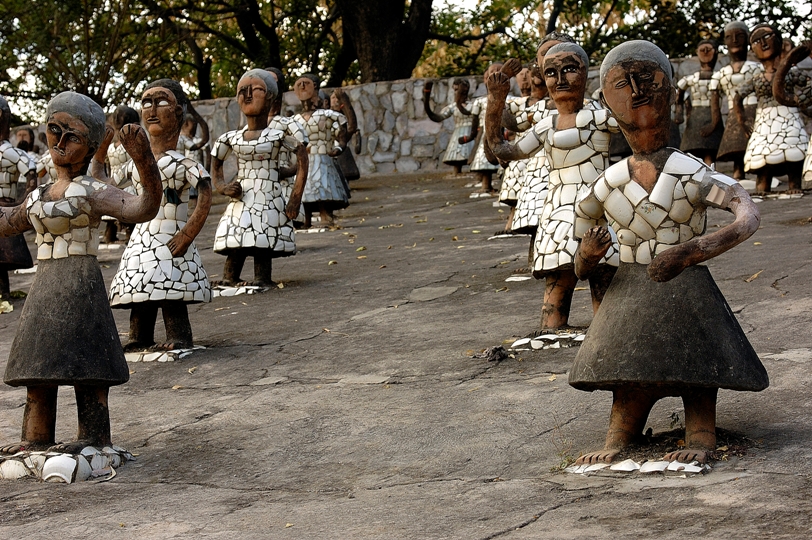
xmin=724 ymin=28 xmax=748 ymax=56
xmin=516 ymin=68 xmax=532 ymax=95
xmin=294 ymin=77 xmax=316 ymax=101
xmin=536 ymin=40 xmax=563 ymax=89
xmin=697 ymin=42 xmax=717 ymax=65
xmin=46 ymin=112 xmax=91 ymax=169
xmin=543 ymin=51 xmax=586 ymax=103
xmin=329 ymin=91 xmax=340 ymax=110
xmin=16 ymin=130 xmax=32 ymax=145
xmin=141 ymin=87 xmax=180 ymax=140
xmin=453 ymin=81 xmax=469 ymax=102
xmin=602 ymin=61 xmax=672 ymax=133
xmin=237 ymin=76 xmax=270 ymax=117
xmin=750 ymin=26 xmax=779 ymax=61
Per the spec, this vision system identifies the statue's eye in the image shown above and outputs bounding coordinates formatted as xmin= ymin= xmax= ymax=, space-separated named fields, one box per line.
xmin=614 ymin=79 xmax=629 ymax=89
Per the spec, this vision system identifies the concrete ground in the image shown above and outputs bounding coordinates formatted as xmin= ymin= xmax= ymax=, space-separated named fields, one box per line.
xmin=1 ymin=171 xmax=812 ymax=539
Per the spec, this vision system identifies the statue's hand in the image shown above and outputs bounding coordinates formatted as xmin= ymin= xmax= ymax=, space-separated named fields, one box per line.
xmin=118 ymin=124 xmax=150 ymax=157
xmin=487 ymin=71 xmax=510 ymax=100
xmin=647 ymin=244 xmax=692 ymax=282
xmin=699 ymin=124 xmax=715 ymax=138
xmin=501 ymin=58 xmax=523 ymax=78
xmin=579 ymin=226 xmax=612 ymax=261
xmin=167 ymin=231 xmax=191 ymax=257
xmin=223 ymin=181 xmax=242 ymax=198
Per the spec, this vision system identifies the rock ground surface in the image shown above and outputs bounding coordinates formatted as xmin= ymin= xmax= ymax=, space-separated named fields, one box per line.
xmin=2 ymin=171 xmax=812 ymax=538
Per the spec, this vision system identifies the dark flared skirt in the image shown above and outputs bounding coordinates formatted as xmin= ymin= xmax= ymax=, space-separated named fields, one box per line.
xmin=0 ymin=235 xmax=34 ymax=270
xmin=5 ymin=255 xmax=129 ymax=387
xmin=569 ymin=263 xmax=768 ymax=392
xmin=717 ymin=105 xmax=757 ymax=163
xmin=680 ymin=106 xmax=724 ymax=157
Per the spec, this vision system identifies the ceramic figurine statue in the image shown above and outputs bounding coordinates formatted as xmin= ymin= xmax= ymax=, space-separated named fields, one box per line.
xmin=92 ymin=105 xmax=140 ymax=243
xmin=570 ymin=41 xmax=768 ymax=465
xmin=0 ymin=91 xmax=162 ymax=454
xmin=773 ymin=42 xmax=812 ymax=190
xmin=177 ymin=114 xmax=211 ymax=171
xmin=210 ymin=69 xmax=308 ymax=287
xmin=36 ymin=152 xmax=57 ymax=184
xmin=487 ymin=44 xmax=619 ymax=331
xmin=508 ymin=33 xmax=574 ymax=273
xmin=108 ymin=79 xmax=213 ymax=352
xmin=675 ymin=39 xmax=725 ymax=165
xmin=330 ymin=89 xmax=361 ymax=181
xmin=707 ymin=21 xmax=760 ymax=180
xmin=0 ymin=97 xmax=37 ymax=306
xmin=463 ymin=62 xmax=504 ymax=194
xmin=293 ymin=74 xmax=350 ymax=228
xmin=733 ymin=24 xmax=809 ymax=196
xmin=423 ymin=78 xmax=475 ymax=176
xmin=265 ymin=67 xmax=309 ymax=226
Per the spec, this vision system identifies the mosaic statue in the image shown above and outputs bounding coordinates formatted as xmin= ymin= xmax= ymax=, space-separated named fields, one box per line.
xmin=109 ymin=80 xmax=212 ymax=352
xmin=330 ymin=89 xmax=361 ymax=181
xmin=423 ymin=78 xmax=475 ymax=176
xmin=773 ymin=42 xmax=812 ymax=190
xmin=487 ymin=44 xmax=619 ymax=331
xmin=707 ymin=21 xmax=760 ymax=180
xmin=211 ymin=69 xmax=308 ymax=287
xmin=0 ymin=97 xmax=36 ymax=305
xmin=0 ymin=91 xmax=162 ymax=454
xmin=675 ymin=39 xmax=724 ymax=165
xmin=570 ymin=41 xmax=768 ymax=465
xmin=293 ymin=74 xmax=350 ymax=228
xmin=733 ymin=24 xmax=809 ymax=196
xmin=463 ymin=62 xmax=504 ymax=194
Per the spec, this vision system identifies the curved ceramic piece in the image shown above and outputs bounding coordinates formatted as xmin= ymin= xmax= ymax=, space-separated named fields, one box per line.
xmin=42 ymin=454 xmax=77 ymax=483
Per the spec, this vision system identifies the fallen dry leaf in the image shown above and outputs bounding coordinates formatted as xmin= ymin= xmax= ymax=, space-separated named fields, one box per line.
xmin=188 ymin=367 xmax=197 ymax=374
xmin=171 ymin=385 xmax=183 ymax=390
xmin=356 ymin=246 xmax=366 ymax=252
xmin=744 ymin=269 xmax=764 ymax=283
xmin=548 ymin=375 xmax=557 ymax=381
xmin=328 ymin=260 xmax=338 ymax=265
xmin=357 ymin=255 xmax=367 ymax=259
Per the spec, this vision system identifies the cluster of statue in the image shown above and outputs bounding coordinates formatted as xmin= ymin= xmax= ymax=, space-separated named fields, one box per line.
xmin=1 ymin=19 xmax=810 ymax=475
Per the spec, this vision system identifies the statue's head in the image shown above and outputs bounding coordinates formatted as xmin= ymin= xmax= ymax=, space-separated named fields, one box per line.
xmin=599 ymin=40 xmax=675 ymax=139
xmin=452 ymin=78 xmax=470 ymax=101
xmin=44 ymin=91 xmax=106 ymax=172
xmin=723 ymin=21 xmax=749 ymax=58
xmin=237 ymin=68 xmax=278 ymax=118
xmin=536 ymin=32 xmax=576 ymax=89
xmin=142 ymin=79 xmax=189 ymax=143
xmin=543 ymin=42 xmax=589 ymax=104
xmin=294 ymin=74 xmax=320 ymax=103
xmin=516 ymin=66 xmax=533 ymax=96
xmin=749 ymin=23 xmax=782 ymax=62
xmin=112 ymin=105 xmax=140 ymax=131
xmin=697 ymin=39 xmax=719 ymax=68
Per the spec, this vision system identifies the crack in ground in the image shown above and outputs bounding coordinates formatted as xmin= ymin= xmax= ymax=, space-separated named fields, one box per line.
xmin=478 ymin=500 xmax=576 ymax=539
xmin=771 ymin=273 xmax=790 ymax=296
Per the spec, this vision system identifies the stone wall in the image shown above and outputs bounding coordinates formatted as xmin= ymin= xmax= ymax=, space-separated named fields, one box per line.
xmin=190 ymin=55 xmax=812 ymax=179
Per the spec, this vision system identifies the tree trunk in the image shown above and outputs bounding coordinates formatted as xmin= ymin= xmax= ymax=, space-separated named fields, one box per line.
xmin=335 ymin=0 xmax=433 ymax=82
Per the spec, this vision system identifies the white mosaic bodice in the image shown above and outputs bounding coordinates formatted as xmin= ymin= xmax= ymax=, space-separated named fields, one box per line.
xmin=575 ymin=151 xmax=739 ymax=265
xmin=469 ymin=95 xmax=488 ymax=130
xmin=36 ymin=153 xmax=57 ymax=183
xmin=736 ymin=64 xmax=811 ymax=109
xmin=107 ymin=143 xmax=132 ymax=186
xmin=26 ymin=177 xmax=107 ymax=260
xmin=1 ymin=140 xmax=34 ymax=200
xmin=293 ymin=109 xmax=347 ymax=156
xmin=269 ymin=115 xmax=309 ymax=170
xmin=710 ymin=61 xmax=759 ymax=108
xmin=439 ymin=101 xmax=474 ymax=130
xmin=677 ymin=72 xmax=714 ymax=107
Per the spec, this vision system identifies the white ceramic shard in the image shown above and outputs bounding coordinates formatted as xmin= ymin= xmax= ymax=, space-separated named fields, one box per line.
xmin=639 ymin=460 xmax=670 ymax=473
xmin=530 ymin=340 xmax=545 ymax=350
xmin=583 ymin=463 xmax=610 ymax=472
xmin=90 ymin=453 xmax=111 ymax=471
xmin=609 ymin=459 xmax=640 ymax=472
xmin=0 ymin=459 xmax=31 ymax=480
xmin=75 ymin=456 xmax=93 ymax=481
xmin=42 ymin=454 xmax=77 ymax=483
xmin=545 ymin=341 xmax=561 ymax=349
xmin=565 ymin=464 xmax=590 ymax=474
xmin=511 ymin=338 xmax=531 ymax=348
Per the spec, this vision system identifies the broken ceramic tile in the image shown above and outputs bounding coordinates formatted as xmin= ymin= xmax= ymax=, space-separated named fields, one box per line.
xmin=609 ymin=459 xmax=640 ymax=472
xmin=639 ymin=460 xmax=670 ymax=473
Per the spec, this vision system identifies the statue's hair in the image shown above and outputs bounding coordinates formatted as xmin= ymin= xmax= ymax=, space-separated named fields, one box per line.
xmin=724 ymin=21 xmax=749 ymax=35
xmin=698 ymin=38 xmax=718 ymax=49
xmin=750 ymin=23 xmax=782 ymax=47
xmin=538 ymin=31 xmax=575 ymax=53
xmin=144 ymin=78 xmax=209 ymax=150
xmin=44 ymin=91 xmax=106 ymax=151
xmin=264 ymin=67 xmax=287 ymax=94
xmin=113 ymin=105 xmax=139 ymax=130
xmin=453 ymin=78 xmax=470 ymax=90
xmin=545 ymin=42 xmax=589 ymax=70
xmin=240 ymin=68 xmax=279 ymax=100
xmin=300 ymin=73 xmax=321 ymax=87
xmin=600 ymin=40 xmax=673 ymax=89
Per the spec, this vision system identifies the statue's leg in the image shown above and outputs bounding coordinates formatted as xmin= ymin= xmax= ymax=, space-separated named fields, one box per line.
xmin=786 ymin=163 xmax=803 ymax=194
xmin=587 ymin=264 xmax=617 ymax=314
xmin=1 ymin=386 xmax=57 ymax=454
xmin=0 ymin=268 xmax=10 ymax=302
xmin=222 ymin=251 xmax=248 ymax=286
xmin=48 ymin=386 xmax=112 ymax=453
xmin=755 ymin=168 xmax=771 ymax=195
xmin=158 ymin=301 xmax=193 ymax=350
xmin=732 ymin=157 xmax=745 ymax=181
xmin=253 ymin=250 xmax=274 ymax=287
xmin=124 ymin=302 xmax=159 ymax=352
xmin=540 ymin=269 xmax=578 ymax=330
xmin=664 ymin=388 xmax=717 ymax=464
xmin=102 ymin=221 xmax=118 ymax=243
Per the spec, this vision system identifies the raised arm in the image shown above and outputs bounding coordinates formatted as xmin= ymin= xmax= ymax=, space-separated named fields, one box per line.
xmin=0 ymin=203 xmax=32 ymax=237
xmin=333 ymin=88 xmax=358 ymax=138
xmin=774 ymin=44 xmax=812 ymax=108
xmin=91 ymin=126 xmax=115 ymax=182
xmin=485 ymin=71 xmax=532 ymax=162
xmin=91 ymin=125 xmax=162 ymax=223
xmin=648 ymin=182 xmax=759 ymax=282
xmin=701 ymin=88 xmax=722 ymax=138
xmin=422 ymin=81 xmax=447 ymax=123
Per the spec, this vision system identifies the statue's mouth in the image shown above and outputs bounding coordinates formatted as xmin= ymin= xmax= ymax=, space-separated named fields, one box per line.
xmin=51 ymin=147 xmax=65 ymax=156
xmin=631 ymin=97 xmax=651 ymax=108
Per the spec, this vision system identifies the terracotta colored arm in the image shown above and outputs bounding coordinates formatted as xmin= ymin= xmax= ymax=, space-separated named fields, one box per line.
xmin=648 ymin=183 xmax=760 ymax=282
xmin=327 ymin=124 xmax=348 ymax=157
xmin=773 ymin=44 xmax=811 ymax=107
xmin=91 ymin=126 xmax=115 ymax=182
xmin=501 ymin=58 xmax=522 ymax=78
xmin=335 ymin=89 xmax=358 ymax=138
xmin=168 ymin=177 xmax=211 ymax=257
xmin=354 ymin=131 xmax=362 ymax=154
xmin=485 ymin=71 xmax=528 ymax=162
xmin=0 ymin=203 xmax=32 ymax=237
xmin=19 ymin=170 xmax=37 ymax=203
xmin=211 ymin=156 xmax=242 ymax=198
xmin=732 ymin=93 xmax=750 ymax=137
xmin=422 ymin=81 xmax=446 ymax=123
xmin=673 ymin=89 xmax=686 ymax=124
xmin=285 ymin=143 xmax=309 ymax=220
xmin=91 ymin=125 xmax=162 ymax=223
xmin=502 ymin=107 xmax=521 ymax=132
xmin=701 ymin=90 xmax=722 ymax=138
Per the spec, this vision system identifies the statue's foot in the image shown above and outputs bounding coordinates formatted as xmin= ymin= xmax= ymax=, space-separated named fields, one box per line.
xmin=663 ymin=448 xmax=708 ymax=464
xmin=123 ymin=341 xmax=154 ymax=353
xmin=574 ymin=449 xmax=619 ymax=465
xmin=0 ymin=441 xmax=51 ymax=455
xmin=245 ymin=280 xmax=275 ymax=288
xmin=48 ymin=439 xmax=95 ymax=454
xmin=785 ymin=189 xmax=803 ymax=195
xmin=211 ymin=279 xmax=238 ymax=287
xmin=512 ymin=267 xmax=531 ymax=275
xmin=151 ymin=341 xmax=193 ymax=352
xmin=751 ymin=190 xmax=770 ymax=197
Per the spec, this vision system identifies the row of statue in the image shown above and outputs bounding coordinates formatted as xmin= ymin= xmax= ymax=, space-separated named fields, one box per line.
xmin=0 ymin=21 xmax=809 ymax=475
